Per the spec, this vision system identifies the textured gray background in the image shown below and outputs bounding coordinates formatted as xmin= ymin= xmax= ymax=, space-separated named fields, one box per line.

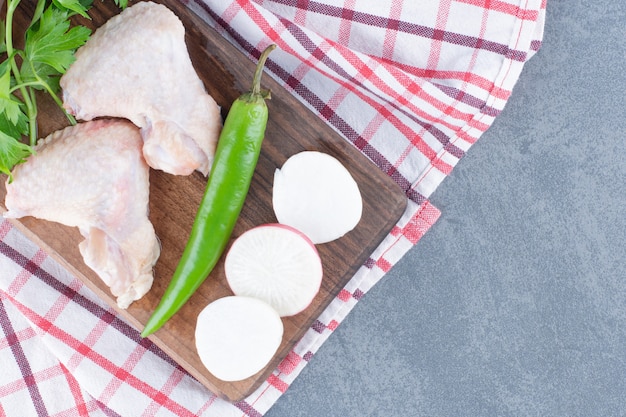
xmin=266 ymin=0 xmax=626 ymax=416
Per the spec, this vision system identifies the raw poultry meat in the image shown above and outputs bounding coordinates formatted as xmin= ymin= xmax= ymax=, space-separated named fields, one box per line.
xmin=60 ymin=1 xmax=221 ymax=176
xmin=3 ymin=119 xmax=160 ymax=309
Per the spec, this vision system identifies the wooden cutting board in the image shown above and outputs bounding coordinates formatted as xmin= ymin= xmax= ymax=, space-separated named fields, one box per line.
xmin=0 ymin=0 xmax=407 ymax=401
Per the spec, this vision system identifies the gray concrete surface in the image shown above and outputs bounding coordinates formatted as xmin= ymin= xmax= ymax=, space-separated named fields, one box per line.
xmin=266 ymin=0 xmax=626 ymax=416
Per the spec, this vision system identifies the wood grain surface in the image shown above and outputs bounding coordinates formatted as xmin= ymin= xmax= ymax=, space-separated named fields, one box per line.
xmin=0 ymin=0 xmax=407 ymax=401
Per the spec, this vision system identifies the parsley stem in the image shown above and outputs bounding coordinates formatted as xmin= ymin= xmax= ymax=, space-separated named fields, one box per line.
xmin=27 ymin=88 xmax=37 ymax=145
xmin=44 ymin=86 xmax=77 ymax=126
xmin=6 ymin=0 xmax=39 ymax=146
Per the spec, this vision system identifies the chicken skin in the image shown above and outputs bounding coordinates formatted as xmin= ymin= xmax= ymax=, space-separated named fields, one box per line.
xmin=4 ymin=119 xmax=160 ymax=309
xmin=60 ymin=1 xmax=221 ymax=176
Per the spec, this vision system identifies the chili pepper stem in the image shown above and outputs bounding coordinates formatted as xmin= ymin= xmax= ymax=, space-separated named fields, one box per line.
xmin=251 ymin=44 xmax=276 ymax=99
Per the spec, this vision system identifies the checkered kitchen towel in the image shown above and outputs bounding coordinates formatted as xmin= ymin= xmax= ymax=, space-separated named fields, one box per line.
xmin=0 ymin=0 xmax=545 ymax=415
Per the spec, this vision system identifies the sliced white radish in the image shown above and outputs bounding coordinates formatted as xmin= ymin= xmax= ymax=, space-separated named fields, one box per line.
xmin=272 ymin=151 xmax=363 ymax=244
xmin=195 ymin=295 xmax=283 ymax=382
xmin=225 ymin=223 xmax=323 ymax=317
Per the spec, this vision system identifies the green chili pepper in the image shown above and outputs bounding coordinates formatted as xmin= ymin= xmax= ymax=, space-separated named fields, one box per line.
xmin=141 ymin=44 xmax=277 ymax=338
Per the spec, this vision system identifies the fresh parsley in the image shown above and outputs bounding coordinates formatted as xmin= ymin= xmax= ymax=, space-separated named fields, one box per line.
xmin=0 ymin=0 xmax=126 ymax=180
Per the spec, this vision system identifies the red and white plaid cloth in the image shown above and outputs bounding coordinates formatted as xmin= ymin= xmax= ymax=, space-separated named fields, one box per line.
xmin=0 ymin=0 xmax=545 ymax=415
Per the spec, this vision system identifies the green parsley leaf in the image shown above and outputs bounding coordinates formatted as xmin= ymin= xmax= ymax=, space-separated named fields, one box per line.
xmin=24 ymin=6 xmax=91 ymax=75
xmin=0 ymin=97 xmax=28 ymax=141
xmin=0 ymin=128 xmax=34 ymax=181
xmin=19 ymin=55 xmax=61 ymax=93
xmin=0 ymin=60 xmax=27 ymax=125
xmin=52 ymin=0 xmax=91 ymax=19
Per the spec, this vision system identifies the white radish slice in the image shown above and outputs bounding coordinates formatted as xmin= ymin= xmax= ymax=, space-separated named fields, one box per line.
xmin=225 ymin=223 xmax=323 ymax=317
xmin=195 ymin=296 xmax=283 ymax=382
xmin=272 ymin=151 xmax=363 ymax=244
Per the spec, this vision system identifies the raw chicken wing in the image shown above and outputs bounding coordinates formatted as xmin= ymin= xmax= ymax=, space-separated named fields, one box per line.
xmin=60 ymin=1 xmax=221 ymax=176
xmin=4 ymin=119 xmax=160 ymax=309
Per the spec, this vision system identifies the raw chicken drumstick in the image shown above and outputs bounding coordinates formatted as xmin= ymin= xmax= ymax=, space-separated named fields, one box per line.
xmin=60 ymin=1 xmax=221 ymax=176
xmin=4 ymin=119 xmax=161 ymax=309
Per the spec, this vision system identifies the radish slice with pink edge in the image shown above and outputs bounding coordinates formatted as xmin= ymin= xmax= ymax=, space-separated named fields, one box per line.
xmin=195 ymin=295 xmax=283 ymax=382
xmin=272 ymin=151 xmax=363 ymax=244
xmin=225 ymin=223 xmax=323 ymax=317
